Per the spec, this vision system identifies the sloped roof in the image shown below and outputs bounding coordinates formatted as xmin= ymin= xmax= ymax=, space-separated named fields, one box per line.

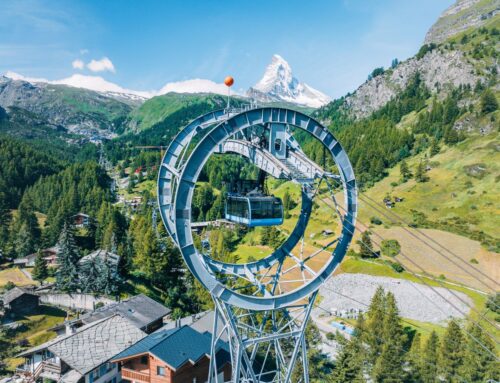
xmin=59 ymin=369 xmax=83 ymax=383
xmin=79 ymin=249 xmax=120 ymax=266
xmin=2 ymin=287 xmax=38 ymax=304
xmin=19 ymin=315 xmax=145 ymax=374
xmin=112 ymin=325 xmax=228 ymax=371
xmin=78 ymin=294 xmax=170 ymax=330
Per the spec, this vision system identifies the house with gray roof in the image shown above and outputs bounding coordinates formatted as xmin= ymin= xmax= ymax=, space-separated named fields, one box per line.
xmin=79 ymin=249 xmax=120 ymax=268
xmin=17 ymin=314 xmax=145 ymax=383
xmin=54 ymin=294 xmax=170 ymax=335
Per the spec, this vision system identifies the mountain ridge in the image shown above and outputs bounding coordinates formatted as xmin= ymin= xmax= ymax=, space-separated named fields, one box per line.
xmin=247 ymin=54 xmax=331 ymax=108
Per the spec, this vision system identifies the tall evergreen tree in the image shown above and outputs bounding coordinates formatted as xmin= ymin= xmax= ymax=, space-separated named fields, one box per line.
xmin=460 ymin=322 xmax=498 ymax=382
xmin=480 ymin=88 xmax=498 ymax=114
xmin=32 ymin=250 xmax=48 ymax=284
xmin=0 ymin=191 xmax=11 ymax=252
xmin=358 ymin=230 xmax=375 ymax=258
xmin=332 ymin=314 xmax=366 ymax=382
xmin=421 ymin=331 xmax=439 ymax=383
xmin=415 ymin=161 xmax=429 ymax=183
xmin=399 ymin=159 xmax=412 ymax=182
xmin=439 ymin=321 xmax=465 ymax=383
xmin=407 ymin=332 xmax=423 ymax=382
xmin=372 ymin=292 xmax=405 ymax=382
xmin=364 ymin=287 xmax=386 ymax=364
xmin=429 ymin=138 xmax=440 ymax=157
xmin=80 ymin=255 xmax=105 ymax=293
xmin=55 ymin=222 xmax=80 ymax=292
xmin=331 ymin=334 xmax=365 ymax=383
xmin=12 ymin=197 xmax=41 ymax=257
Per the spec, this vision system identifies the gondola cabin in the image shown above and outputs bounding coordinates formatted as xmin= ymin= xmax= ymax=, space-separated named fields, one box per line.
xmin=225 ymin=194 xmax=284 ymax=227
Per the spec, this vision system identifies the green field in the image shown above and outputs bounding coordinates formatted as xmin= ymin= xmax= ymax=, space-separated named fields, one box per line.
xmin=0 ymin=268 xmax=33 ymax=287
xmin=5 ymin=305 xmax=67 ymax=371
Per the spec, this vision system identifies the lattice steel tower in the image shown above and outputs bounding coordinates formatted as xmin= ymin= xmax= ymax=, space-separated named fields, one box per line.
xmin=158 ymin=106 xmax=357 ymax=382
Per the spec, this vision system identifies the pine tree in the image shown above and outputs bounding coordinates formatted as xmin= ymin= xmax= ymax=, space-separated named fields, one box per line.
xmin=357 ymin=230 xmax=375 ymax=258
xmin=0 ymin=191 xmax=11 ymax=251
xmin=372 ymin=292 xmax=405 ymax=382
xmin=80 ymin=255 xmax=105 ymax=293
xmin=480 ymin=88 xmax=498 ymax=114
xmin=331 ymin=334 xmax=365 ymax=382
xmin=32 ymin=250 xmax=48 ymax=284
xmin=459 ymin=322 xmax=498 ymax=382
xmin=400 ymin=159 xmax=412 ymax=182
xmin=421 ymin=331 xmax=439 ymax=383
xmin=429 ymin=139 xmax=440 ymax=157
xmin=260 ymin=226 xmax=271 ymax=246
xmin=407 ymin=333 xmax=423 ymax=382
xmin=101 ymin=256 xmax=122 ymax=296
xmin=365 ymin=287 xmax=386 ymax=365
xmin=415 ymin=161 xmax=428 ymax=183
xmin=439 ymin=321 xmax=465 ymax=382
xmin=283 ymin=189 xmax=291 ymax=219
xmin=55 ymin=222 xmax=80 ymax=292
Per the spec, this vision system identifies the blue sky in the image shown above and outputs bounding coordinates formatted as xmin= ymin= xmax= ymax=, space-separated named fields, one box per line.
xmin=0 ymin=0 xmax=453 ymax=98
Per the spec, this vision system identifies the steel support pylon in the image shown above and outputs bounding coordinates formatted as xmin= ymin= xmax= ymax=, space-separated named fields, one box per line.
xmin=207 ymin=291 xmax=318 ymax=383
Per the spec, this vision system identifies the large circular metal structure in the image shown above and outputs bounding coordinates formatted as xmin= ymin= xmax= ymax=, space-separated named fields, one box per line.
xmin=158 ymin=106 xmax=357 ymax=311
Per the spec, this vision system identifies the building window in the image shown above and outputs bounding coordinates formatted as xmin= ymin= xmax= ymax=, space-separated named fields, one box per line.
xmin=140 ymin=355 xmax=148 ymax=365
xmin=157 ymin=366 xmax=165 ymax=376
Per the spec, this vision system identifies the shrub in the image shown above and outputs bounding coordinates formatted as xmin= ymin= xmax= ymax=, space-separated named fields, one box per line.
xmin=370 ymin=216 xmax=383 ymax=225
xmin=4 ymin=281 xmax=15 ymax=291
xmin=486 ymin=293 xmax=500 ymax=314
xmin=388 ymin=261 xmax=404 ymax=273
xmin=381 ymin=239 xmax=401 ymax=257
xmin=469 ymin=258 xmax=479 ymax=264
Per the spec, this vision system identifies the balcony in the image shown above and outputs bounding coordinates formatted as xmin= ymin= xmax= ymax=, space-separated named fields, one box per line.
xmin=17 ymin=361 xmax=62 ymax=381
xmin=121 ymin=367 xmax=150 ymax=383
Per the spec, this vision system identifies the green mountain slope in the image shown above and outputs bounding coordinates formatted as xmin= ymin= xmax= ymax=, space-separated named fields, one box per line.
xmin=127 ymin=92 xmax=237 ymax=132
xmin=313 ymin=15 xmax=499 ymax=252
xmin=0 ymin=77 xmax=133 ymax=136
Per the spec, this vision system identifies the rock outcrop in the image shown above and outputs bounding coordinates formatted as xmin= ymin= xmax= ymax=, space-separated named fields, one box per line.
xmin=424 ymin=0 xmax=499 ymax=44
xmin=343 ymin=49 xmax=479 ymax=119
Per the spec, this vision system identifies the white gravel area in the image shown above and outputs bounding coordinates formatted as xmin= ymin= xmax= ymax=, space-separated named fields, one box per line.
xmin=319 ymin=273 xmax=473 ymax=324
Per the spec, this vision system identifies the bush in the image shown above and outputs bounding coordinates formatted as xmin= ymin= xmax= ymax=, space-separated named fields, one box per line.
xmin=326 ymin=332 xmax=336 ymax=341
xmin=480 ymin=89 xmax=498 ymax=114
xmin=370 ymin=216 xmax=383 ymax=225
xmin=469 ymin=258 xmax=479 ymax=264
xmin=486 ymin=293 xmax=500 ymax=314
xmin=416 ymin=43 xmax=436 ymax=59
xmin=388 ymin=261 xmax=404 ymax=273
xmin=4 ymin=281 xmax=15 ymax=291
xmin=381 ymin=239 xmax=401 ymax=257
xmin=368 ymin=67 xmax=385 ymax=80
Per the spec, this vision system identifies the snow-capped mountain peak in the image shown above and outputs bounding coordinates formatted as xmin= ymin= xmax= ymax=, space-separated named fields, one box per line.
xmin=247 ymin=54 xmax=330 ymax=108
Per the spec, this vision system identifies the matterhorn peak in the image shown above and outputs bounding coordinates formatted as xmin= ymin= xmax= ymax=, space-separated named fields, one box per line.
xmin=247 ymin=54 xmax=330 ymax=108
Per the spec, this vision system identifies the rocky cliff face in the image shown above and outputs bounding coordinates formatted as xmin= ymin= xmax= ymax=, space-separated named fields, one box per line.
xmin=424 ymin=0 xmax=499 ymax=44
xmin=343 ymin=49 xmax=479 ymax=119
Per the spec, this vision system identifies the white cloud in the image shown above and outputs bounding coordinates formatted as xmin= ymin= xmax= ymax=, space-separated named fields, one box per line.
xmin=72 ymin=59 xmax=84 ymax=70
xmin=86 ymin=57 xmax=115 ymax=73
xmin=158 ymin=78 xmax=236 ymax=96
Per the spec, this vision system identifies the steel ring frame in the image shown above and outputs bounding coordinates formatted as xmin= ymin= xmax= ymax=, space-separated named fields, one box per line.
xmin=160 ymin=107 xmax=357 ymax=310
xmin=158 ymin=109 xmax=314 ymax=277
